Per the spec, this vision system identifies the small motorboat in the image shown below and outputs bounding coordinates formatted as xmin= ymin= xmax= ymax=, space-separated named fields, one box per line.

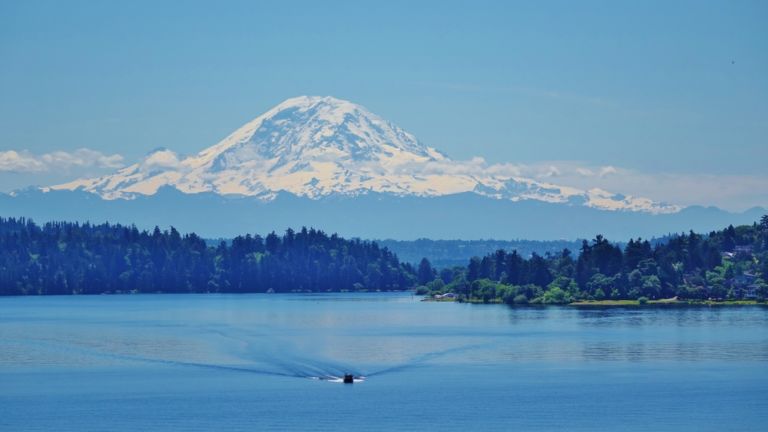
xmin=343 ymin=374 xmax=354 ymax=384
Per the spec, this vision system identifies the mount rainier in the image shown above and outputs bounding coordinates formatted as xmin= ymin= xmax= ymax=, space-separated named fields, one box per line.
xmin=2 ymin=96 xmax=762 ymax=240
xmin=51 ymin=96 xmax=676 ymax=214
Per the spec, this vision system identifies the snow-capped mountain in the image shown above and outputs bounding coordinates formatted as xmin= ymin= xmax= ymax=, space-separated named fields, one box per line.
xmin=51 ymin=96 xmax=678 ymax=214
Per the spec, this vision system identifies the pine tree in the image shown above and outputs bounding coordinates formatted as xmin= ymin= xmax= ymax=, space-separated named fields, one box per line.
xmin=417 ymin=258 xmax=435 ymax=285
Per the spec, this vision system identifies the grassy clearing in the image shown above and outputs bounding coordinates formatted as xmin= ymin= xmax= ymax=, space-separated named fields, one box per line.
xmin=701 ymin=300 xmax=766 ymax=306
xmin=421 ymin=296 xmax=457 ymax=302
xmin=570 ymin=298 xmax=766 ymax=307
xmin=569 ymin=299 xmax=640 ymax=306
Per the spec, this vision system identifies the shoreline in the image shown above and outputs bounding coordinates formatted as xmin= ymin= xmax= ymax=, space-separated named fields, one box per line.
xmin=422 ymin=296 xmax=767 ymax=307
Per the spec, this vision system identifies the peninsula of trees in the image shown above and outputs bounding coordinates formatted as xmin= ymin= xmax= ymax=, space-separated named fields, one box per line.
xmin=417 ymin=216 xmax=768 ymax=304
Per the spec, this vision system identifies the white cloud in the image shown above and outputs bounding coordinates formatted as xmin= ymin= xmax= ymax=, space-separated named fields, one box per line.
xmin=0 ymin=148 xmax=124 ymax=173
xmin=388 ymin=156 xmax=767 ymax=211
xmin=496 ymin=161 xmax=767 ymax=211
xmin=0 ymin=150 xmax=46 ymax=172
xmin=542 ymin=165 xmax=561 ymax=178
xmin=598 ymin=166 xmax=618 ymax=177
xmin=141 ymin=149 xmax=182 ymax=171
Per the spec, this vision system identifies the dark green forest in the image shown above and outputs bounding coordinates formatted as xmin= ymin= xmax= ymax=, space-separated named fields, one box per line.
xmin=2 ymin=216 xmax=767 ymax=302
xmin=0 ymin=218 xmax=415 ymax=295
xmin=418 ymin=216 xmax=768 ymax=304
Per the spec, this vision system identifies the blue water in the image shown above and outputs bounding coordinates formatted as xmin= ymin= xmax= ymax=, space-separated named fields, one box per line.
xmin=1 ymin=293 xmax=767 ymax=431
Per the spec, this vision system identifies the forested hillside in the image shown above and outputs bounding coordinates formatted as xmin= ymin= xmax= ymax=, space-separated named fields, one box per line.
xmin=377 ymin=238 xmax=585 ymax=267
xmin=4 ymin=216 xmax=767 ymax=302
xmin=0 ymin=218 xmax=415 ymax=295
xmin=419 ymin=216 xmax=768 ymax=304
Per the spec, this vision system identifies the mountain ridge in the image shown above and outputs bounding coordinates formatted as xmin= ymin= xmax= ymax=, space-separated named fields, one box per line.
xmin=2 ymin=186 xmax=763 ymax=241
xmin=49 ymin=96 xmax=679 ymax=214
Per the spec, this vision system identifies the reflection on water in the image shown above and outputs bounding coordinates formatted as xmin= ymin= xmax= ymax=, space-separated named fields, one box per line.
xmin=2 ymin=294 xmax=768 ymax=370
xmin=1 ymin=293 xmax=767 ymax=431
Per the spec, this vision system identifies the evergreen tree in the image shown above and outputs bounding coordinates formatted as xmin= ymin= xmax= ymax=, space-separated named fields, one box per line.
xmin=417 ymin=258 xmax=435 ymax=285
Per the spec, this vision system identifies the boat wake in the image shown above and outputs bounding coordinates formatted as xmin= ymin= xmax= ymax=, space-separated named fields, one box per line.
xmin=14 ymin=328 xmax=486 ymax=384
xmin=365 ymin=343 xmax=488 ymax=377
xmin=315 ymin=376 xmax=366 ymax=384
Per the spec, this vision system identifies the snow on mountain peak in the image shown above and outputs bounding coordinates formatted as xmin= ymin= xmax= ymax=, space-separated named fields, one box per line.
xmin=195 ymin=95 xmax=443 ymax=168
xmin=50 ymin=96 xmax=680 ymax=214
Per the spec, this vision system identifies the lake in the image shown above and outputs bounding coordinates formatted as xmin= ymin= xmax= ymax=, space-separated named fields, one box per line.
xmin=1 ymin=293 xmax=767 ymax=431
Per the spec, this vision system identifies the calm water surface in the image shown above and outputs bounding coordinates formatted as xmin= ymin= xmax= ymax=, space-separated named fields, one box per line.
xmin=1 ymin=293 xmax=767 ymax=431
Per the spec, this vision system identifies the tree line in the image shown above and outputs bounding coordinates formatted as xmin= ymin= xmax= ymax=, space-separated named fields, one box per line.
xmin=378 ymin=238 xmax=584 ymax=268
xmin=0 ymin=218 xmax=415 ymax=295
xmin=3 ymin=216 xmax=767 ymax=301
xmin=417 ymin=216 xmax=768 ymax=304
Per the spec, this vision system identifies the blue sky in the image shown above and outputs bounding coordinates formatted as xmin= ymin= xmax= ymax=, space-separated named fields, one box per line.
xmin=1 ymin=0 xmax=766 ymax=209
